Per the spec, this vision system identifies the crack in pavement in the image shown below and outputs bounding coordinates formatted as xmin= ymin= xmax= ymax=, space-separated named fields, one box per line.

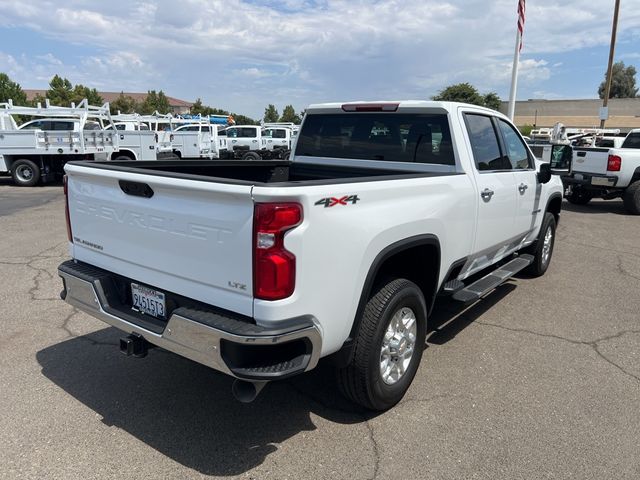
xmin=476 ymin=321 xmax=640 ymax=384
xmin=616 ymin=255 xmax=640 ymax=282
xmin=283 ymin=380 xmax=380 ymax=479
xmin=560 ymin=239 xmax=640 ymax=259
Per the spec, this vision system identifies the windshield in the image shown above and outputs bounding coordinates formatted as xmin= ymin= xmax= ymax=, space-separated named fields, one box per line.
xmin=295 ymin=113 xmax=454 ymax=165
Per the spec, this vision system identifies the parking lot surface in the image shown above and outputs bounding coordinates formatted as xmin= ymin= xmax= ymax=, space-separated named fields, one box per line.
xmin=1 ymin=178 xmax=639 ymax=479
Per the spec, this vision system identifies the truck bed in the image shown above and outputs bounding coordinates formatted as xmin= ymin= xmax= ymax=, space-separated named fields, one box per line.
xmin=66 ymin=159 xmax=457 ymax=186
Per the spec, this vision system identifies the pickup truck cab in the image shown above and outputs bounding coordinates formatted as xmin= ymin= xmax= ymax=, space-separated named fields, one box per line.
xmin=58 ymin=101 xmax=563 ymax=410
xmin=563 ymin=129 xmax=640 ymax=213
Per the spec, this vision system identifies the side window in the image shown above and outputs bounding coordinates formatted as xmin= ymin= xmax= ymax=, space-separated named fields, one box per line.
xmin=622 ymin=133 xmax=640 ymax=149
xmin=21 ymin=121 xmax=41 ymax=130
xmin=497 ymin=119 xmax=532 ymax=169
xmin=115 ymin=124 xmax=126 ymax=130
xmin=52 ymin=121 xmax=74 ymax=131
xmin=464 ymin=114 xmax=510 ymax=171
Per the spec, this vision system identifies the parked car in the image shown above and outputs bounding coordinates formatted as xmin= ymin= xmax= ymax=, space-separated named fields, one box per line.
xmin=563 ymin=129 xmax=640 ymax=214
xmin=58 ymin=101 xmax=564 ymax=410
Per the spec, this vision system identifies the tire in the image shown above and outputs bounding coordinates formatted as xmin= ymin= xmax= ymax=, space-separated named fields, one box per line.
xmin=566 ymin=189 xmax=592 ymax=205
xmin=525 ymin=212 xmax=556 ymax=277
xmin=241 ymin=151 xmax=261 ymax=161
xmin=11 ymin=159 xmax=41 ymax=187
xmin=337 ymin=278 xmax=427 ymax=411
xmin=113 ymin=155 xmax=134 ymax=161
xmin=283 ymin=151 xmax=291 ymax=161
xmin=623 ymin=181 xmax=640 ymax=215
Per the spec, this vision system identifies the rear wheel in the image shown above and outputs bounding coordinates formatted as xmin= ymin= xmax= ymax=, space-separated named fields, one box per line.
xmin=566 ymin=188 xmax=592 ymax=205
xmin=623 ymin=181 xmax=640 ymax=215
xmin=241 ymin=151 xmax=261 ymax=161
xmin=12 ymin=159 xmax=40 ymax=187
xmin=283 ymin=151 xmax=291 ymax=161
xmin=113 ymin=155 xmax=134 ymax=161
xmin=337 ymin=278 xmax=427 ymax=411
xmin=525 ymin=212 xmax=556 ymax=277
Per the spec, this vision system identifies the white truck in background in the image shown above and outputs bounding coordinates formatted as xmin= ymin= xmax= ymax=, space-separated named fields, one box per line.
xmin=58 ymin=100 xmax=565 ymax=411
xmin=106 ymin=114 xmax=158 ymax=161
xmin=562 ymin=129 xmax=640 ymax=214
xmin=0 ymin=99 xmax=118 ymax=186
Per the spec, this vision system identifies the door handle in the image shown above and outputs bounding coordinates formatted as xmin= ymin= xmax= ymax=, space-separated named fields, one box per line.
xmin=480 ymin=188 xmax=494 ymax=201
xmin=518 ymin=183 xmax=528 ymax=194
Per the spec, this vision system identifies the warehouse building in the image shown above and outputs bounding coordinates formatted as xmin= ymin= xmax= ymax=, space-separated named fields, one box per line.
xmin=24 ymin=90 xmax=193 ymax=115
xmin=500 ymin=98 xmax=640 ymax=132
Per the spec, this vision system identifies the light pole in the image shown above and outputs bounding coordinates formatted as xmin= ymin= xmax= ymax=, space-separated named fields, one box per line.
xmin=600 ymin=0 xmax=621 ymax=128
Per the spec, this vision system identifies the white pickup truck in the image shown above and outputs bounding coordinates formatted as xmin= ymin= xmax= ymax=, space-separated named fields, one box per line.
xmin=58 ymin=101 xmax=564 ymax=410
xmin=563 ymin=129 xmax=640 ymax=213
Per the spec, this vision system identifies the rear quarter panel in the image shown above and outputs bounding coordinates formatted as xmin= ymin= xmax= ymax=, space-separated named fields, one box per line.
xmin=252 ymin=174 xmax=476 ymax=356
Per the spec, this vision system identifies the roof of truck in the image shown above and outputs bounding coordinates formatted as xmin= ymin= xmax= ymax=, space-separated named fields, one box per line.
xmin=305 ymin=100 xmax=500 ymax=115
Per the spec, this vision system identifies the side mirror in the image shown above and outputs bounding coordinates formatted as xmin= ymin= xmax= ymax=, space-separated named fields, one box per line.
xmin=549 ymin=144 xmax=572 ymax=175
xmin=538 ymin=162 xmax=552 ymax=184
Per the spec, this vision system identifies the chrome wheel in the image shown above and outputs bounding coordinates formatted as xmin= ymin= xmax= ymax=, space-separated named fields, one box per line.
xmin=541 ymin=225 xmax=553 ymax=266
xmin=16 ymin=165 xmax=34 ymax=182
xmin=380 ymin=307 xmax=417 ymax=385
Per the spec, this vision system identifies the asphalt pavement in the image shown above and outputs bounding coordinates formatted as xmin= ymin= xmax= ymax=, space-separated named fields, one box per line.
xmin=0 ymin=179 xmax=638 ymax=479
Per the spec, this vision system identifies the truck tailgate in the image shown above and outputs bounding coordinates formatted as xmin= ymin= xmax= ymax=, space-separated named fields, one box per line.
xmin=572 ymin=148 xmax=609 ymax=175
xmin=65 ymin=163 xmax=255 ymax=316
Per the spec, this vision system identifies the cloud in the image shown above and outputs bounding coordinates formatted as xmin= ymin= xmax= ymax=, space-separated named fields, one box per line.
xmin=0 ymin=0 xmax=638 ymax=117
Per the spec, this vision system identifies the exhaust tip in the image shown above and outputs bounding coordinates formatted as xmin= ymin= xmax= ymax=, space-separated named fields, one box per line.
xmin=232 ymin=379 xmax=267 ymax=403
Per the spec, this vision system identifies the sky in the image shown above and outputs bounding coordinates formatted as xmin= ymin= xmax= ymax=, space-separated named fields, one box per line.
xmin=0 ymin=0 xmax=639 ymax=119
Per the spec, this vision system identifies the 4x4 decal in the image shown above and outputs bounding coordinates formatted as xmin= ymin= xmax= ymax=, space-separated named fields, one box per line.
xmin=315 ymin=195 xmax=361 ymax=208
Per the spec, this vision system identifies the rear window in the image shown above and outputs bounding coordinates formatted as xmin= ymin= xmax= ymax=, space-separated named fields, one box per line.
xmin=295 ymin=113 xmax=454 ymax=165
xmin=622 ymin=133 xmax=640 ymax=149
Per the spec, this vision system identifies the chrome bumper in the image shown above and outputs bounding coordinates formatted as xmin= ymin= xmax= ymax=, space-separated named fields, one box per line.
xmin=58 ymin=260 xmax=322 ymax=380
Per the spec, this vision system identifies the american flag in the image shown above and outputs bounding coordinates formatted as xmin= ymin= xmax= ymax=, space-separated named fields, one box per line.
xmin=517 ymin=0 xmax=526 ymax=51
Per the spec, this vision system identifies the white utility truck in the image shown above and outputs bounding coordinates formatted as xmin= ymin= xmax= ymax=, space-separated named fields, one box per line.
xmin=105 ymin=114 xmax=158 ymax=161
xmin=0 ymin=99 xmax=118 ymax=186
xmin=562 ymin=129 xmax=640 ymax=213
xmin=172 ymin=121 xmax=228 ymax=159
xmin=58 ymin=101 xmax=564 ymax=410
xmin=261 ymin=122 xmax=297 ymax=158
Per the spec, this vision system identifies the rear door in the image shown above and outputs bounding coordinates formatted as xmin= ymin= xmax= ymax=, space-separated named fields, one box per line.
xmin=463 ymin=112 xmax=519 ymax=272
xmin=65 ymin=164 xmax=255 ymax=316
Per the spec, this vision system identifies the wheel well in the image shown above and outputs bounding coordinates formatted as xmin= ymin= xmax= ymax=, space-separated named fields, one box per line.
xmin=330 ymin=238 xmax=440 ymax=368
xmin=373 ymin=244 xmax=440 ymax=313
xmin=112 ymin=150 xmax=135 ymax=160
xmin=547 ymin=194 xmax=562 ymax=223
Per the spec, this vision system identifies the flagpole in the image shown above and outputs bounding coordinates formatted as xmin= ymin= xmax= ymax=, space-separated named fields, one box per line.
xmin=507 ymin=26 xmax=521 ymax=121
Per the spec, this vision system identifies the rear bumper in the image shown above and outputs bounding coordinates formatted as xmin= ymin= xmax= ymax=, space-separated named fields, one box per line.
xmin=58 ymin=260 xmax=322 ymax=380
xmin=563 ymin=172 xmax=620 ymax=189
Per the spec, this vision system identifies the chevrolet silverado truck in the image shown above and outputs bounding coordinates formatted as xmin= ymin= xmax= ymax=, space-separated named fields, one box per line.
xmin=563 ymin=129 xmax=640 ymax=214
xmin=58 ymin=101 xmax=564 ymax=410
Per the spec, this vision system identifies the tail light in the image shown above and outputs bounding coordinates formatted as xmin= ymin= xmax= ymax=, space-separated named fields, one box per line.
xmin=253 ymin=203 xmax=302 ymax=300
xmin=63 ymin=175 xmax=73 ymax=243
xmin=607 ymin=155 xmax=622 ymax=171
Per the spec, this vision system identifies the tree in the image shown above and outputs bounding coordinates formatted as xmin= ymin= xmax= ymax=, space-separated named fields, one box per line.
xmin=139 ymin=90 xmax=171 ymax=114
xmin=279 ymin=104 xmax=301 ymax=124
xmin=72 ymin=84 xmax=103 ymax=106
xmin=190 ymin=98 xmax=212 ymax=116
xmin=598 ymin=61 xmax=639 ymax=99
xmin=432 ymin=82 xmax=502 ymax=110
xmin=46 ymin=75 xmax=74 ymax=106
xmin=0 ymin=73 xmax=27 ymax=105
xmin=110 ymin=92 xmax=138 ymax=114
xmin=482 ymin=92 xmax=502 ymax=111
xmin=263 ymin=104 xmax=279 ymax=123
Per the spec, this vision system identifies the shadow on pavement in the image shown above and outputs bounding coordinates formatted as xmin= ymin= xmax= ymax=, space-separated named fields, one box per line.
xmin=561 ymin=199 xmax=629 ymax=216
xmin=427 ymin=283 xmax=516 ymax=345
xmin=37 ymin=284 xmax=516 ymax=475
xmin=36 ymin=328 xmax=370 ymax=476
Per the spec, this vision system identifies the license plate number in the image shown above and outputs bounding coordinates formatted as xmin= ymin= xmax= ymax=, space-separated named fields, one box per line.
xmin=591 ymin=176 xmax=614 ymax=186
xmin=131 ymin=283 xmax=166 ymax=319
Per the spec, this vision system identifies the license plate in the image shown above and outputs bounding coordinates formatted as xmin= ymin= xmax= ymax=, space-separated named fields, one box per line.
xmin=591 ymin=176 xmax=614 ymax=186
xmin=131 ymin=283 xmax=166 ymax=319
